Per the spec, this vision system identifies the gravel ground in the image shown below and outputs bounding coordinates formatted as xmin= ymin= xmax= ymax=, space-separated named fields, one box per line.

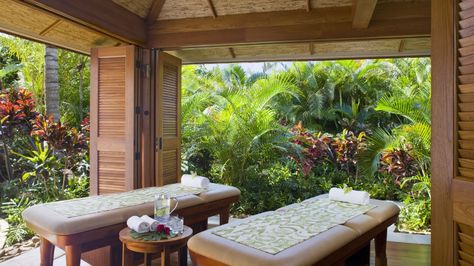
xmin=0 ymin=220 xmax=40 ymax=263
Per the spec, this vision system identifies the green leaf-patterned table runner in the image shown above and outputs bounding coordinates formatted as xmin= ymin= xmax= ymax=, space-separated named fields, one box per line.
xmin=44 ymin=184 xmax=207 ymax=218
xmin=213 ymin=198 xmax=375 ymax=255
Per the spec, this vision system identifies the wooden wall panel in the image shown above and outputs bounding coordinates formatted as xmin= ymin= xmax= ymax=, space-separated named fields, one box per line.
xmin=155 ymin=51 xmax=182 ymax=186
xmin=90 ymin=46 xmax=137 ymax=195
xmin=431 ymin=0 xmax=456 ymax=265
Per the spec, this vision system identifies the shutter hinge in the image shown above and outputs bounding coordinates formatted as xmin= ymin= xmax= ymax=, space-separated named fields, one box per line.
xmin=135 ymin=106 xmax=141 ymax=114
xmin=135 ymin=152 xmax=141 ymax=160
xmin=155 ymin=137 xmax=163 ymax=151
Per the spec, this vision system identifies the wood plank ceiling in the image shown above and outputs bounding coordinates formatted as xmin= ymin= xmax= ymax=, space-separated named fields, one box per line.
xmin=0 ymin=0 xmax=430 ymax=63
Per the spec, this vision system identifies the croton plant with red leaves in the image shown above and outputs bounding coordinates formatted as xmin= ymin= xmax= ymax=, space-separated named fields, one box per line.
xmin=31 ymin=114 xmax=88 ymax=156
xmin=289 ymin=122 xmax=366 ymax=177
xmin=0 ymin=88 xmax=38 ymax=136
xmin=379 ymin=149 xmax=419 ymax=185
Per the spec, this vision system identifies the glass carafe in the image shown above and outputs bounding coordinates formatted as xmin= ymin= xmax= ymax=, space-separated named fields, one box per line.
xmin=154 ymin=193 xmax=178 ymax=222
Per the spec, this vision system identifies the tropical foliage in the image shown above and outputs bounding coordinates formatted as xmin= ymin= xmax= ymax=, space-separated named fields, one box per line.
xmin=0 ymin=35 xmax=90 ymax=246
xmin=182 ymin=59 xmax=432 ymax=232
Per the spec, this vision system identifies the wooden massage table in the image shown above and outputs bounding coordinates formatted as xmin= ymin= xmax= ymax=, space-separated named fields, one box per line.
xmin=22 ymin=183 xmax=240 ymax=266
xmin=188 ymin=195 xmax=399 ymax=266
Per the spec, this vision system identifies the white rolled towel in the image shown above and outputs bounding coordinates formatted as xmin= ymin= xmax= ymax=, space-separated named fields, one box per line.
xmin=181 ymin=174 xmax=210 ymax=188
xmin=329 ymin=188 xmax=370 ymax=205
xmin=127 ymin=216 xmax=149 ymax=233
xmin=140 ymin=215 xmax=159 ymax=231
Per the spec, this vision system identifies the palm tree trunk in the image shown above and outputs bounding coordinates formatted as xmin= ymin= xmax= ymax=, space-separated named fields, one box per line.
xmin=44 ymin=45 xmax=60 ymax=121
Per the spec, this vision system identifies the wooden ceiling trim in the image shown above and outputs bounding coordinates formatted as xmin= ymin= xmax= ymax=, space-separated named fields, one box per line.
xmin=149 ymin=17 xmax=430 ymax=49
xmin=170 ymin=48 xmax=430 ymax=65
xmin=22 ymin=0 xmax=146 ymax=44
xmin=39 ymin=18 xmax=62 ymax=35
xmin=148 ymin=1 xmax=429 ymax=49
xmin=151 ymin=7 xmax=351 ymax=34
xmin=206 ymin=0 xmax=218 ymax=18
xmin=352 ymin=0 xmax=378 ymax=29
xmin=146 ymin=0 xmax=166 ymax=25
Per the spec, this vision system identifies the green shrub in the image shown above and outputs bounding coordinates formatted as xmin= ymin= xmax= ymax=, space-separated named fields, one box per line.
xmin=228 ymin=162 xmax=324 ymax=216
xmin=1 ymin=196 xmax=35 ymax=246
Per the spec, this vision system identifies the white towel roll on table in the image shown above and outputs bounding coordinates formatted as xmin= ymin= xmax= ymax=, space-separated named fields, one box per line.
xmin=126 ymin=216 xmax=150 ymax=233
xmin=328 ymin=188 xmax=370 ymax=205
xmin=181 ymin=174 xmax=210 ymax=188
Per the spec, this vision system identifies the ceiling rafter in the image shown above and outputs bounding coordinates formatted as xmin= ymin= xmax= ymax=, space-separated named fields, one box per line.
xmin=146 ymin=0 xmax=166 ymax=25
xmin=229 ymin=47 xmax=236 ymax=58
xmin=352 ymin=0 xmax=378 ymax=29
xmin=22 ymin=0 xmax=146 ymax=44
xmin=39 ymin=18 xmax=62 ymax=36
xmin=398 ymin=39 xmax=406 ymax=52
xmin=309 ymin=43 xmax=315 ymax=55
xmin=206 ymin=0 xmax=217 ymax=18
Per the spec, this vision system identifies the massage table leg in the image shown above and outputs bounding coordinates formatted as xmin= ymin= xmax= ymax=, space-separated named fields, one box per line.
xmin=40 ymin=237 xmax=55 ymax=266
xmin=65 ymin=244 xmax=82 ymax=266
xmin=346 ymin=243 xmax=370 ymax=266
xmin=219 ymin=207 xmax=230 ymax=225
xmin=178 ymin=245 xmax=188 ymax=266
xmin=374 ymin=229 xmax=388 ymax=266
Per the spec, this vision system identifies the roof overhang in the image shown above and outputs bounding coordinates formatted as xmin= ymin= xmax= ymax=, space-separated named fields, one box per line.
xmin=0 ymin=0 xmax=431 ymax=62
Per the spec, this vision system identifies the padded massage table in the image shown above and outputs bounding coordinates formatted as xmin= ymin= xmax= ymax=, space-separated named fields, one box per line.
xmin=188 ymin=195 xmax=399 ymax=266
xmin=22 ymin=183 xmax=240 ymax=266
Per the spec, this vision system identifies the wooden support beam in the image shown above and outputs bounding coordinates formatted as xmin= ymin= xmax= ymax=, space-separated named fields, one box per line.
xmin=147 ymin=0 xmax=166 ymax=26
xmin=39 ymin=19 xmax=62 ymax=36
xmin=148 ymin=2 xmax=430 ymax=49
xmin=206 ymin=0 xmax=217 ymax=18
xmin=352 ymin=0 xmax=378 ymax=29
xmin=306 ymin=0 xmax=311 ymax=12
xmin=22 ymin=0 xmax=146 ymax=44
xmin=228 ymin=47 xmax=236 ymax=58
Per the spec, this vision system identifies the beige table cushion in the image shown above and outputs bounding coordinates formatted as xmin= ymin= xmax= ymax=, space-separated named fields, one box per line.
xmin=197 ymin=183 xmax=241 ymax=202
xmin=189 ymin=196 xmax=400 ymax=266
xmin=22 ymin=183 xmax=240 ymax=235
xmin=189 ymin=212 xmax=361 ymax=266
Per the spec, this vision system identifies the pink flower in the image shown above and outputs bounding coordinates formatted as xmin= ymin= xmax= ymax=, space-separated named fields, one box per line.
xmin=164 ymin=227 xmax=171 ymax=235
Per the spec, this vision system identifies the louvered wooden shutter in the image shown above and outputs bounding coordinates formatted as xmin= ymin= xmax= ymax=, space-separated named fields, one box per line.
xmin=90 ymin=46 xmax=137 ymax=195
xmin=456 ymin=1 xmax=474 ymax=265
xmin=155 ymin=52 xmax=182 ymax=186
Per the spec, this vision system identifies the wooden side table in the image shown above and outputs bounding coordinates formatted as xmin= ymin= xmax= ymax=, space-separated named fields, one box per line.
xmin=119 ymin=226 xmax=193 ymax=266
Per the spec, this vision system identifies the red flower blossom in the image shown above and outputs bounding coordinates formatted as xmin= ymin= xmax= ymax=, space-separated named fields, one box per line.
xmin=156 ymin=224 xmax=165 ymax=233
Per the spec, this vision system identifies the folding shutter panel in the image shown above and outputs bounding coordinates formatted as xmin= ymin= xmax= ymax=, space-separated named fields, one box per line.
xmin=155 ymin=51 xmax=182 ymax=186
xmin=90 ymin=46 xmax=137 ymax=195
xmin=456 ymin=1 xmax=474 ymax=265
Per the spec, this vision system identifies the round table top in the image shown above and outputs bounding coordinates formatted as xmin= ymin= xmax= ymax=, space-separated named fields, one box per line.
xmin=119 ymin=225 xmax=193 ymax=245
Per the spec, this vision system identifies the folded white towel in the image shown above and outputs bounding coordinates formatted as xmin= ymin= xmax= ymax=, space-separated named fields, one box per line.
xmin=127 ymin=216 xmax=149 ymax=233
xmin=181 ymin=174 xmax=210 ymax=188
xmin=329 ymin=188 xmax=370 ymax=205
xmin=140 ymin=215 xmax=159 ymax=231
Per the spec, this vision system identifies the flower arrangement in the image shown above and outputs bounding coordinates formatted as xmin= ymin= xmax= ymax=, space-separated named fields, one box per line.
xmin=130 ymin=224 xmax=176 ymax=241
